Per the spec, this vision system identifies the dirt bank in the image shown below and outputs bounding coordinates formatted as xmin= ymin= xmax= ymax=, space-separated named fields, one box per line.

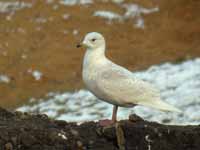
xmin=0 ymin=107 xmax=199 ymax=150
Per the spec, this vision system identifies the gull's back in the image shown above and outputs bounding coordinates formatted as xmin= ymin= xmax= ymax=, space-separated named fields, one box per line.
xmin=92 ymin=59 xmax=159 ymax=106
xmin=93 ymin=59 xmax=180 ymax=112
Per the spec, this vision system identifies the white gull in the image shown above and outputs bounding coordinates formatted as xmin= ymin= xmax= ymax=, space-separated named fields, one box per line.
xmin=78 ymin=32 xmax=181 ymax=125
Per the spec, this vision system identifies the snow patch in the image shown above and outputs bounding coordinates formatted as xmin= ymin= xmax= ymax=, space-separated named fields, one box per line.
xmin=0 ymin=75 xmax=10 ymax=83
xmin=93 ymin=4 xmax=159 ymax=28
xmin=62 ymin=13 xmax=70 ymax=20
xmin=0 ymin=2 xmax=32 ymax=13
xmin=73 ymin=29 xmax=79 ymax=35
xmin=28 ymin=69 xmax=43 ymax=81
xmin=123 ymin=4 xmax=159 ymax=28
xmin=46 ymin=0 xmax=54 ymax=4
xmin=60 ymin=0 xmax=93 ymax=6
xmin=93 ymin=11 xmax=123 ymax=23
xmin=58 ymin=132 xmax=67 ymax=140
xmin=111 ymin=0 xmax=124 ymax=4
xmin=17 ymin=58 xmax=200 ymax=125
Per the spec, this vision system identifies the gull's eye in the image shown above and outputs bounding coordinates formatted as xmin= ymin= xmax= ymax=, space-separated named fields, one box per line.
xmin=91 ymin=38 xmax=96 ymax=42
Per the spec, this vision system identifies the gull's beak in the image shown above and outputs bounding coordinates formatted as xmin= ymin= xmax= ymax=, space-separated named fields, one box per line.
xmin=76 ymin=41 xmax=87 ymax=48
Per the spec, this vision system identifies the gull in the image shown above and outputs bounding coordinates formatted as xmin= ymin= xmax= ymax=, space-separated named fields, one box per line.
xmin=77 ymin=32 xmax=181 ymax=126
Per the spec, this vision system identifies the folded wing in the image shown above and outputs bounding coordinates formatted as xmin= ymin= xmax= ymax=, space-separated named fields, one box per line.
xmin=96 ymin=63 xmax=181 ymax=112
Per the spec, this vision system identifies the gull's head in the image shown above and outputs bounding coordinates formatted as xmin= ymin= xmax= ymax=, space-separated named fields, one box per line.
xmin=81 ymin=32 xmax=105 ymax=50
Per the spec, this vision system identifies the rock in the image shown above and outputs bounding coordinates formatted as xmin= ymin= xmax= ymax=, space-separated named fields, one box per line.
xmin=0 ymin=107 xmax=199 ymax=150
xmin=5 ymin=142 xmax=13 ymax=150
xmin=129 ymin=114 xmax=144 ymax=122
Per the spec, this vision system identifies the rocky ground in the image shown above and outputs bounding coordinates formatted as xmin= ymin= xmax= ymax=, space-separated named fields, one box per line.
xmin=0 ymin=0 xmax=200 ymax=108
xmin=0 ymin=107 xmax=200 ymax=150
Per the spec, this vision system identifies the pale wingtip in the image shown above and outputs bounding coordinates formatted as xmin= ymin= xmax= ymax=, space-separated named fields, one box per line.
xmin=137 ymin=100 xmax=183 ymax=114
xmin=160 ymin=105 xmax=182 ymax=113
xmin=172 ymin=107 xmax=183 ymax=113
xmin=172 ymin=107 xmax=182 ymax=113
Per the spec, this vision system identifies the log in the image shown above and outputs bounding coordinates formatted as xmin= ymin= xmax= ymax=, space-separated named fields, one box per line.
xmin=0 ymin=107 xmax=199 ymax=150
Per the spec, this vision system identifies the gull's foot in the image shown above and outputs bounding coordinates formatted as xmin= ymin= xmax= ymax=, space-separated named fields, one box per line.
xmin=99 ymin=119 xmax=115 ymax=126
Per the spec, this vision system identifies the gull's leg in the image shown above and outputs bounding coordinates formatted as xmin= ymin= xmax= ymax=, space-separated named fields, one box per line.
xmin=99 ymin=105 xmax=118 ymax=126
xmin=112 ymin=105 xmax=118 ymax=123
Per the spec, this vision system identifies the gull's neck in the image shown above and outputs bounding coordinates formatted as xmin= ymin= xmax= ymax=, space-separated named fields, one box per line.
xmin=86 ymin=45 xmax=106 ymax=60
xmin=84 ymin=45 xmax=107 ymax=68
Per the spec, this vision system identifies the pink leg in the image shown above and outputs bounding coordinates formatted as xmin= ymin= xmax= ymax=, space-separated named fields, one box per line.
xmin=99 ymin=105 xmax=118 ymax=126
xmin=112 ymin=105 xmax=118 ymax=123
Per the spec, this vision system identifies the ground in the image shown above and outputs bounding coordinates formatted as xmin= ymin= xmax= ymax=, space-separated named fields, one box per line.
xmin=0 ymin=107 xmax=200 ymax=150
xmin=0 ymin=0 xmax=200 ymax=108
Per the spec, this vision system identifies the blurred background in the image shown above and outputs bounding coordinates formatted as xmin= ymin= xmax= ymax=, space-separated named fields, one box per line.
xmin=0 ymin=0 xmax=200 ymax=124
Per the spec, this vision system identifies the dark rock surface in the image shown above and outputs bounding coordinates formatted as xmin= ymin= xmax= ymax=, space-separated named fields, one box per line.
xmin=0 ymin=108 xmax=199 ymax=150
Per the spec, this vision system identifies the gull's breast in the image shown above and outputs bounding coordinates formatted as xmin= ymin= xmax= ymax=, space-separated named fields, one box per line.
xmin=82 ymin=55 xmax=110 ymax=101
xmin=82 ymin=50 xmax=106 ymax=93
xmin=82 ymin=60 xmax=101 ymax=95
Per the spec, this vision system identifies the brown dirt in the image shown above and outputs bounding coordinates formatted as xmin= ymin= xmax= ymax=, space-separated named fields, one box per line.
xmin=0 ymin=0 xmax=200 ymax=108
xmin=0 ymin=107 xmax=200 ymax=150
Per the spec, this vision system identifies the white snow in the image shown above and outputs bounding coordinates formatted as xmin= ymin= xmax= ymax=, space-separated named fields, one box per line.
xmin=17 ymin=58 xmax=200 ymax=125
xmin=123 ymin=4 xmax=159 ymax=28
xmin=59 ymin=0 xmax=159 ymax=29
xmin=111 ymin=0 xmax=124 ymax=4
xmin=21 ymin=54 xmax=27 ymax=59
xmin=62 ymin=14 xmax=70 ymax=20
xmin=0 ymin=2 xmax=32 ymax=13
xmin=6 ymin=15 xmax=12 ymax=21
xmin=52 ymin=4 xmax=59 ymax=10
xmin=2 ymin=51 xmax=8 ymax=56
xmin=28 ymin=69 xmax=43 ymax=81
xmin=145 ymin=135 xmax=153 ymax=143
xmin=145 ymin=135 xmax=152 ymax=150
xmin=58 ymin=132 xmax=68 ymax=140
xmin=93 ymin=4 xmax=159 ymax=28
xmin=60 ymin=0 xmax=93 ymax=6
xmin=72 ymin=29 xmax=79 ymax=35
xmin=0 ymin=75 xmax=10 ymax=83
xmin=46 ymin=0 xmax=54 ymax=4
xmin=93 ymin=11 xmax=123 ymax=23
xmin=123 ymin=4 xmax=159 ymax=18
xmin=59 ymin=0 xmax=125 ymax=6
xmin=34 ymin=17 xmax=48 ymax=24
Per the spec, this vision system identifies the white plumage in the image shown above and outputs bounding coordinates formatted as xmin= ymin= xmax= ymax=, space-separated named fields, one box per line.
xmin=80 ymin=32 xmax=181 ymax=125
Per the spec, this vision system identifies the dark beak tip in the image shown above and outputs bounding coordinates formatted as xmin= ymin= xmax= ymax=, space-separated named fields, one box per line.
xmin=76 ymin=44 xmax=81 ymax=48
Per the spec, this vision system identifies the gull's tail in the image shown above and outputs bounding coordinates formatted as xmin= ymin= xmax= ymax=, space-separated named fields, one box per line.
xmin=137 ymin=99 xmax=182 ymax=113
